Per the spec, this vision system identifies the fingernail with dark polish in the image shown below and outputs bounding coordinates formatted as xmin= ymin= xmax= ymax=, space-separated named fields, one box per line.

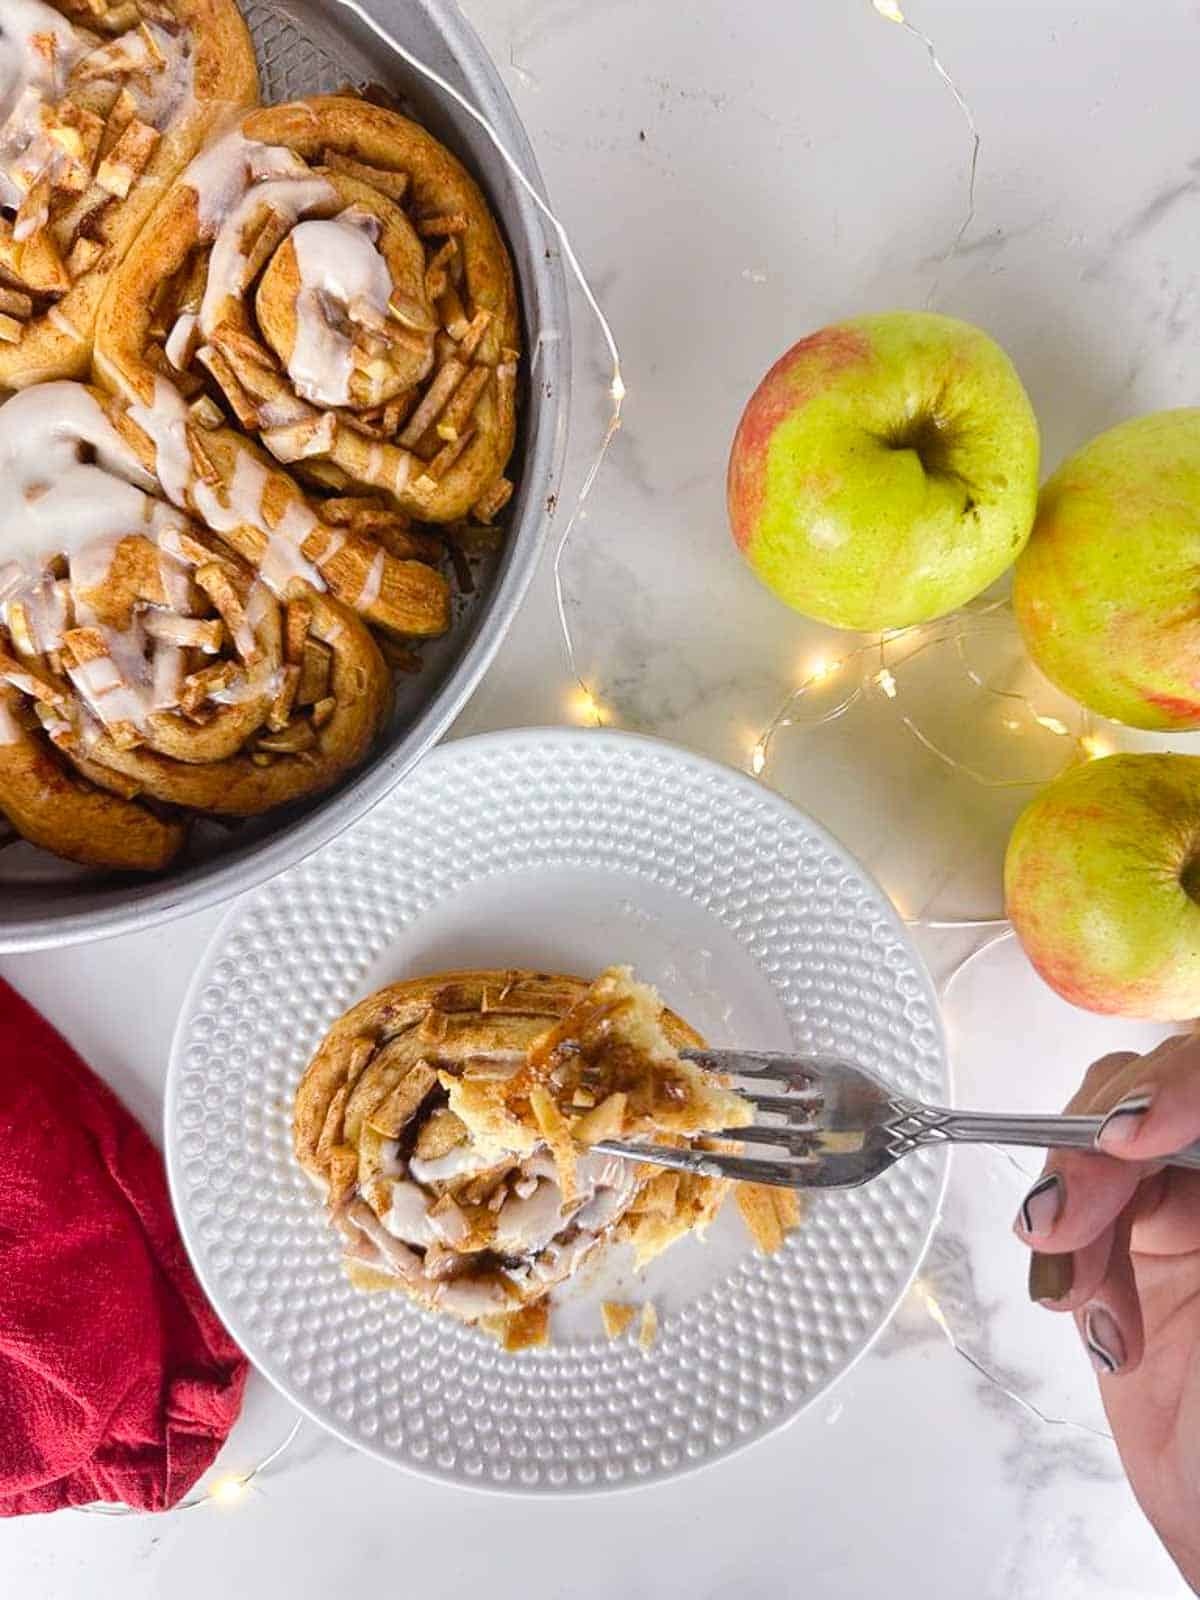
xmin=1016 ymin=1172 xmax=1064 ymax=1238
xmin=1096 ymin=1091 xmax=1154 ymax=1150
xmin=1029 ymin=1250 xmax=1074 ymax=1304
xmin=1083 ymin=1304 xmax=1125 ymax=1375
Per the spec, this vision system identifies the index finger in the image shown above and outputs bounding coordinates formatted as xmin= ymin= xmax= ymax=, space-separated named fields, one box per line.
xmin=1092 ymin=1033 xmax=1200 ymax=1161
xmin=1015 ymin=1052 xmax=1144 ymax=1253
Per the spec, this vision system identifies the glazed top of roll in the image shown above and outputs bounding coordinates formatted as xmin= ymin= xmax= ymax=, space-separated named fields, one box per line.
xmin=93 ymin=94 xmax=521 ymax=528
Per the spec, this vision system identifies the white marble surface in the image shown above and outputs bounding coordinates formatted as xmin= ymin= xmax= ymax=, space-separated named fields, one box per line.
xmin=3 ymin=0 xmax=1198 ymax=1592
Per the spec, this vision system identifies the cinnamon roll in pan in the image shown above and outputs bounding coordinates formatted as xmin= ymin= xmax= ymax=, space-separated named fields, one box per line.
xmin=93 ymin=93 xmax=521 ymax=526
xmin=0 ymin=0 xmax=258 ymax=389
xmin=0 ymin=380 xmax=391 ymax=871
xmin=0 ymin=0 xmax=565 ymax=949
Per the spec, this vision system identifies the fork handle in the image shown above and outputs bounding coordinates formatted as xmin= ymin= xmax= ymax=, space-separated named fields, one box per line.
xmin=926 ymin=1108 xmax=1200 ymax=1170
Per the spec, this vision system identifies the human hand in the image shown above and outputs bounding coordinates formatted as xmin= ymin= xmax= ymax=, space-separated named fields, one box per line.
xmin=1012 ymin=1035 xmax=1200 ymax=1593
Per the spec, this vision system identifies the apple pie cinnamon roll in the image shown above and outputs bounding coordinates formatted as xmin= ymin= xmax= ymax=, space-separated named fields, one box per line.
xmin=93 ymin=92 xmax=521 ymax=530
xmin=0 ymin=379 xmax=391 ymax=871
xmin=294 ymin=967 xmax=754 ymax=1350
xmin=0 ymin=0 xmax=257 ymax=389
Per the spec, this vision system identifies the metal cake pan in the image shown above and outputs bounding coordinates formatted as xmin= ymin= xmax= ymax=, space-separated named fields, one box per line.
xmin=0 ymin=0 xmax=570 ymax=951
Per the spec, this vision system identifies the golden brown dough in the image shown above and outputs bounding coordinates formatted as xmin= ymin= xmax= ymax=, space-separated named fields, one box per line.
xmin=0 ymin=684 xmax=185 ymax=871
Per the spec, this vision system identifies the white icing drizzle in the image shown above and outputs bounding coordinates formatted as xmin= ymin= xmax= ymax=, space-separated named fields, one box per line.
xmin=0 ymin=0 xmax=79 ymax=105
xmin=0 ymin=0 xmax=84 ymax=209
xmin=150 ymin=639 xmax=184 ymax=711
xmin=184 ymin=128 xmax=313 ymax=233
xmin=261 ymin=495 xmax=324 ymax=594
xmin=0 ymin=693 xmax=22 ymax=743
xmin=357 ymin=546 xmax=384 ymax=611
xmin=66 ymin=596 xmax=153 ymax=732
xmin=380 ymin=1141 xmax=641 ymax=1293
xmin=209 ymin=663 xmax=281 ymax=706
xmin=129 ymin=377 xmax=326 ymax=598
xmin=0 ymin=382 xmax=176 ymax=567
xmin=68 ymin=532 xmax=122 ymax=597
xmin=288 ymin=213 xmax=393 ymax=406
xmin=118 ymin=21 xmax=193 ymax=131
xmin=407 ymin=1141 xmax=494 ymax=1186
xmin=156 ymin=545 xmax=194 ymax=613
xmin=387 ymin=447 xmax=410 ymax=494
xmin=164 ymin=310 xmax=198 ymax=370
xmin=127 ymin=371 xmax=192 ymax=505
xmin=0 ymin=380 xmax=280 ymax=736
xmin=0 ymin=566 xmax=65 ymax=653
xmin=383 ymin=1179 xmax=438 ymax=1247
xmin=199 ymin=175 xmax=335 ymax=336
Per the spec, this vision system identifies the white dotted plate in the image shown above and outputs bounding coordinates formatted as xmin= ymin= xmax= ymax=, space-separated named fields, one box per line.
xmin=166 ymin=728 xmax=948 ymax=1493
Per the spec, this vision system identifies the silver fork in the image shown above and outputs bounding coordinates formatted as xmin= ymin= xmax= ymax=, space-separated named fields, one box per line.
xmin=593 ymin=1050 xmax=1200 ymax=1190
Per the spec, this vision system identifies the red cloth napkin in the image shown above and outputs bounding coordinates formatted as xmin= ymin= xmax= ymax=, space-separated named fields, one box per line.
xmin=0 ymin=978 xmax=248 ymax=1515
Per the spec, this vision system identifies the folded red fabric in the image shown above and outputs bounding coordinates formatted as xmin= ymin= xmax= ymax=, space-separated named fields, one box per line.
xmin=0 ymin=978 xmax=248 ymax=1515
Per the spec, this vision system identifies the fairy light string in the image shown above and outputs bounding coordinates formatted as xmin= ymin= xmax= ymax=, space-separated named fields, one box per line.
xmin=871 ymin=0 xmax=981 ymax=300
xmin=74 ymin=1417 xmax=305 ymax=1516
xmin=749 ymin=601 xmax=1103 ymax=799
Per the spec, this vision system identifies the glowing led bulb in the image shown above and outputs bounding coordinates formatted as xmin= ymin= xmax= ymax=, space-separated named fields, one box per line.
xmin=1034 ymin=714 xmax=1070 ymax=737
xmin=874 ymin=667 xmax=898 ymax=699
xmin=209 ymin=1475 xmax=248 ymax=1506
xmin=570 ymin=687 xmax=606 ymax=726
xmin=872 ymin=0 xmax=905 ymax=22
xmin=751 ymin=742 xmax=767 ymax=776
xmin=921 ymin=1288 xmax=950 ymax=1336
xmin=806 ymin=655 xmax=838 ymax=684
xmin=1080 ymin=734 xmax=1113 ymax=760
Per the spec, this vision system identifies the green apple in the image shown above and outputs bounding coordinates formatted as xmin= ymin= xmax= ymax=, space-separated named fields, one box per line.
xmin=1005 ymin=752 xmax=1200 ymax=1019
xmin=1014 ymin=409 xmax=1200 ymax=730
xmin=726 ymin=311 xmax=1040 ymax=629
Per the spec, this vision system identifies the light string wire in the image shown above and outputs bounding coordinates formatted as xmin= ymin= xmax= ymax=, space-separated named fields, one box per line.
xmin=750 ymin=601 xmax=1106 ymax=797
xmin=72 ymin=1417 xmax=305 ymax=1516
xmin=915 ymin=1282 xmax=1115 ymax=1443
xmin=871 ymin=0 xmax=980 ymax=302
xmin=332 ymin=0 xmax=625 ymax=726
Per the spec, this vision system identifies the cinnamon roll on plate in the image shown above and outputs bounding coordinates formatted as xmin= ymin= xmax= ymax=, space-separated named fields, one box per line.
xmin=294 ymin=966 xmax=794 ymax=1352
